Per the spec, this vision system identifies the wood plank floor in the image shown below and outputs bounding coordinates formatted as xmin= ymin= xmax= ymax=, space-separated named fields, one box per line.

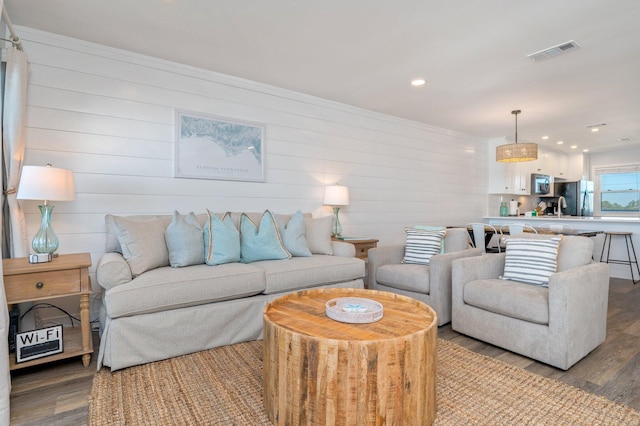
xmin=9 ymin=277 xmax=640 ymax=425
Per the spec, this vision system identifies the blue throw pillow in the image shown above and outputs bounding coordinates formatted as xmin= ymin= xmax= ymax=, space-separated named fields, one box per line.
xmin=276 ymin=211 xmax=312 ymax=257
xmin=165 ymin=211 xmax=205 ymax=267
xmin=240 ymin=210 xmax=291 ymax=263
xmin=204 ymin=210 xmax=241 ymax=265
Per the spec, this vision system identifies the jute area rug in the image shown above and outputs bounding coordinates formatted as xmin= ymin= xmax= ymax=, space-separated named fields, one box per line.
xmin=89 ymin=339 xmax=640 ymax=425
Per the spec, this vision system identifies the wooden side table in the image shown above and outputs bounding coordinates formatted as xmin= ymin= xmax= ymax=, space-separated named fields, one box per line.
xmin=3 ymin=253 xmax=93 ymax=370
xmin=333 ymin=238 xmax=378 ymax=288
xmin=333 ymin=238 xmax=379 ymax=260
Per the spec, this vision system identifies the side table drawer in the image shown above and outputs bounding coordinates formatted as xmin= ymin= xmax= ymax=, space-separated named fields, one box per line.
xmin=355 ymin=242 xmax=377 ymax=259
xmin=4 ymin=269 xmax=81 ymax=302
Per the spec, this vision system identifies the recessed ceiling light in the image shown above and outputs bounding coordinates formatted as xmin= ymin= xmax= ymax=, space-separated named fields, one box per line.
xmin=590 ymin=128 xmax=599 ymax=133
xmin=410 ymin=79 xmax=426 ymax=87
xmin=542 ymin=136 xmax=549 ymax=140
xmin=571 ymin=145 xmax=578 ymax=149
xmin=557 ymin=141 xmax=564 ymax=145
xmin=583 ymin=149 xmax=590 ymax=152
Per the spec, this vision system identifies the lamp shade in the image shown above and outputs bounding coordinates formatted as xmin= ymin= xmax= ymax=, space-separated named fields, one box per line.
xmin=323 ymin=185 xmax=350 ymax=206
xmin=496 ymin=143 xmax=538 ymax=162
xmin=17 ymin=165 xmax=76 ymax=202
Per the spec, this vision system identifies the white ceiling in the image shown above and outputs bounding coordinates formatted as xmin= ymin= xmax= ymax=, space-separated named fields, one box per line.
xmin=5 ymin=0 xmax=640 ymax=154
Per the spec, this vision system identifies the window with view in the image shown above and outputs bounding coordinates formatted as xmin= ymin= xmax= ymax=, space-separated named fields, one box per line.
xmin=596 ymin=167 xmax=640 ymax=215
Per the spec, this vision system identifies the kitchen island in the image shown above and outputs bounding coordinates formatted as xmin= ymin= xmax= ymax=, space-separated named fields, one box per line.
xmin=484 ymin=215 xmax=640 ymax=280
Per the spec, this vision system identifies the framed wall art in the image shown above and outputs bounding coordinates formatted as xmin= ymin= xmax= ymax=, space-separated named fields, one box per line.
xmin=174 ymin=110 xmax=265 ymax=182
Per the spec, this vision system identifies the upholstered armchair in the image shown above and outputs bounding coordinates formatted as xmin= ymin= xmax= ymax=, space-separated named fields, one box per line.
xmin=451 ymin=235 xmax=609 ymax=370
xmin=368 ymin=228 xmax=482 ymax=326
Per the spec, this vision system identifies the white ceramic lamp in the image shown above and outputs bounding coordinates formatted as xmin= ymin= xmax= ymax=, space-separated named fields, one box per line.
xmin=17 ymin=164 xmax=76 ymax=255
xmin=323 ymin=184 xmax=350 ymax=237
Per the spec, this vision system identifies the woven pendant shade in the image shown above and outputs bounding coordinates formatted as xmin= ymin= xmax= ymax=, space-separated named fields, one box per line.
xmin=496 ymin=143 xmax=538 ymax=162
xmin=496 ymin=109 xmax=538 ymax=163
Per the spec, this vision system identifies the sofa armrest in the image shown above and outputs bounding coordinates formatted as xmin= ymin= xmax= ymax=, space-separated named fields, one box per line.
xmin=428 ymin=247 xmax=483 ymax=324
xmin=452 ymin=253 xmax=506 ymax=285
xmin=368 ymin=245 xmax=405 ymax=289
xmin=331 ymin=240 xmax=356 ymax=257
xmin=548 ymin=262 xmax=610 ymax=351
xmin=430 ymin=248 xmax=483 ymax=288
xmin=96 ymin=252 xmax=133 ymax=291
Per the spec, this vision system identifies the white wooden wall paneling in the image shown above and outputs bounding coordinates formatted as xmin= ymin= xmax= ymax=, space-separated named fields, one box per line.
xmin=16 ymin=26 xmax=488 ymax=322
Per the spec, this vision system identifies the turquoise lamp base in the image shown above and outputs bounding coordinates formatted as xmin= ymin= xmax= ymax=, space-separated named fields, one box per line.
xmin=332 ymin=207 xmax=342 ymax=237
xmin=32 ymin=204 xmax=59 ymax=255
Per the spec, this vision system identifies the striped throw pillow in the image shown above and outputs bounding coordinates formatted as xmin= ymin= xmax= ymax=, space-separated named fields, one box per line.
xmin=502 ymin=236 xmax=561 ymax=286
xmin=402 ymin=229 xmax=446 ymax=265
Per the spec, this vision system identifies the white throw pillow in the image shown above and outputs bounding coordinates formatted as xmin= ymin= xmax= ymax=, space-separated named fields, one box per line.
xmin=304 ymin=216 xmax=334 ymax=255
xmin=402 ymin=229 xmax=445 ymax=265
xmin=111 ymin=216 xmax=170 ymax=277
xmin=502 ymin=236 xmax=561 ymax=286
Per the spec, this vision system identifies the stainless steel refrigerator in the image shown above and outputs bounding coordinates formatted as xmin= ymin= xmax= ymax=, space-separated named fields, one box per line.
xmin=554 ymin=180 xmax=594 ymax=216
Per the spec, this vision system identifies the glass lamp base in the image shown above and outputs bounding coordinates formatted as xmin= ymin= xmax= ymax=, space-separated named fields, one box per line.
xmin=32 ymin=204 xmax=59 ymax=255
xmin=332 ymin=207 xmax=343 ymax=237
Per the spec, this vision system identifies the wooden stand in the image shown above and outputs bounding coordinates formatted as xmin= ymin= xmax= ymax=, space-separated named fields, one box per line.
xmin=263 ymin=288 xmax=437 ymax=425
xmin=3 ymin=253 xmax=93 ymax=370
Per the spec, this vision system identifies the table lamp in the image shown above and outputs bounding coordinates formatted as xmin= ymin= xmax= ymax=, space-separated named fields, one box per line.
xmin=17 ymin=164 xmax=76 ymax=255
xmin=323 ymin=184 xmax=350 ymax=237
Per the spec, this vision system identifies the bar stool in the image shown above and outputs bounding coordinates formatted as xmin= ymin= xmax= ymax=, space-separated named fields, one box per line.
xmin=600 ymin=231 xmax=640 ymax=284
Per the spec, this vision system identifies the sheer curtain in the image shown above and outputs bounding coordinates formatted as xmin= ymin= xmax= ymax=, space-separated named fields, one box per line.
xmin=0 ymin=43 xmax=29 ymax=424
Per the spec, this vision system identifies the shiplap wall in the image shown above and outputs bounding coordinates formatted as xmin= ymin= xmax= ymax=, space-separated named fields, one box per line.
xmin=16 ymin=27 xmax=487 ymax=319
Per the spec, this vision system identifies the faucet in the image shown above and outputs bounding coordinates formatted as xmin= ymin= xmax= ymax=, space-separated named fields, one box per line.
xmin=557 ymin=196 xmax=567 ymax=217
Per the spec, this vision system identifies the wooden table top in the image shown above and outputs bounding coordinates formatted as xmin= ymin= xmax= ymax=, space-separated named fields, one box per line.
xmin=263 ymin=288 xmax=436 ymax=341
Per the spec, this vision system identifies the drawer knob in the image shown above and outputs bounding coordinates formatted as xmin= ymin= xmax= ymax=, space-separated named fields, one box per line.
xmin=35 ymin=282 xmax=44 ymax=289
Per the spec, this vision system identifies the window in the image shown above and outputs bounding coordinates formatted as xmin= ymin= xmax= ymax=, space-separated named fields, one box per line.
xmin=595 ymin=166 xmax=640 ymax=215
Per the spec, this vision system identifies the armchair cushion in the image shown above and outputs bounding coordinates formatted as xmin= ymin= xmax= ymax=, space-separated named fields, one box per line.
xmin=463 ymin=278 xmax=549 ymax=324
xmin=376 ymin=263 xmax=430 ymax=294
xmin=502 ymin=236 xmax=561 ymax=286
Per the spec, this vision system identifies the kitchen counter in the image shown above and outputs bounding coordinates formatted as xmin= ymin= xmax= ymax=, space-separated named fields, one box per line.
xmin=484 ymin=216 xmax=640 ymax=223
xmin=483 ymin=215 xmax=640 ymax=280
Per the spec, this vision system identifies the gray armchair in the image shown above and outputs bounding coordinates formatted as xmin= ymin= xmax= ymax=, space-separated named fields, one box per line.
xmin=368 ymin=228 xmax=482 ymax=326
xmin=451 ymin=235 xmax=609 ymax=370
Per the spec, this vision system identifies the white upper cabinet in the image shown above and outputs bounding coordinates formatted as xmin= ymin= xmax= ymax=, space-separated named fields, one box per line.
xmin=487 ymin=139 xmax=584 ymax=194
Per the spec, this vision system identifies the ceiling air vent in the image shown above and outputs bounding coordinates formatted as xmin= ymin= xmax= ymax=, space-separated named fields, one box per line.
xmin=526 ymin=40 xmax=581 ymax=61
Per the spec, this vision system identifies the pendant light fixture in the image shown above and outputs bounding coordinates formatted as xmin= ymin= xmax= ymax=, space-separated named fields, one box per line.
xmin=496 ymin=110 xmax=538 ymax=162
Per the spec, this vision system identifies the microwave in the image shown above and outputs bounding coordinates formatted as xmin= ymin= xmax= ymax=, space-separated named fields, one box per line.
xmin=531 ymin=174 xmax=553 ymax=196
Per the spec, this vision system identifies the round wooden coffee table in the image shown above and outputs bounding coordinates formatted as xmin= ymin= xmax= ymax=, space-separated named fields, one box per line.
xmin=263 ymin=287 xmax=437 ymax=426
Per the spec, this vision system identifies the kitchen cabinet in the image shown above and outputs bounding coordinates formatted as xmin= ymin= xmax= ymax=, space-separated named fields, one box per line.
xmin=488 ymin=162 xmax=529 ymax=194
xmin=487 ymin=140 xmax=585 ymax=194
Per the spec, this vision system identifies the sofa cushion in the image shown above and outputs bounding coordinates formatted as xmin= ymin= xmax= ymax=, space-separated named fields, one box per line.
xmin=304 ymin=216 xmax=334 ymax=255
xmin=502 ymin=236 xmax=561 ymax=286
xmin=111 ymin=215 xmax=171 ymax=277
xmin=276 ymin=210 xmax=312 ymax=257
xmin=240 ymin=211 xmax=291 ymax=263
xmin=402 ymin=229 xmax=445 ymax=265
xmin=204 ymin=211 xmax=241 ymax=265
xmin=463 ymin=278 xmax=549 ymax=325
xmin=165 ymin=211 xmax=204 ymax=267
xmin=376 ymin=264 xmax=431 ymax=294
xmin=104 ymin=263 xmax=266 ymax=318
xmin=253 ymin=255 xmax=365 ymax=294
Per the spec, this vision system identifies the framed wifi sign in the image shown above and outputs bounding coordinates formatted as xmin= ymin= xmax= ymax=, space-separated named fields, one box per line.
xmin=16 ymin=326 xmax=64 ymax=363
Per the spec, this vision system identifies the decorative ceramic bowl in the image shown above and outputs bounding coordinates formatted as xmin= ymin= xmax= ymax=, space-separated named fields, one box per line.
xmin=325 ymin=297 xmax=384 ymax=323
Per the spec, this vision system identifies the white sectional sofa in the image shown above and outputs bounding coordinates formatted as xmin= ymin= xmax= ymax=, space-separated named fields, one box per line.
xmin=96 ymin=210 xmax=365 ymax=370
